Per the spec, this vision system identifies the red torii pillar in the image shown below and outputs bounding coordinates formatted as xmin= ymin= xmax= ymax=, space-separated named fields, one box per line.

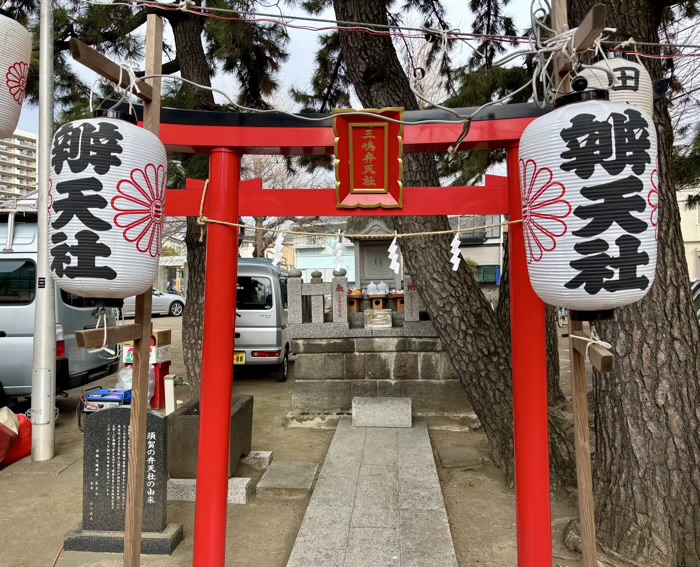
xmin=160 ymin=113 xmax=552 ymax=567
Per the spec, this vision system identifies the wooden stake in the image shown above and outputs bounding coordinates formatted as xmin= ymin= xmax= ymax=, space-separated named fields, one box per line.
xmin=123 ymin=14 xmax=163 ymax=567
xmin=568 ymin=316 xmax=598 ymax=567
xmin=552 ymin=1 xmax=608 ymax=563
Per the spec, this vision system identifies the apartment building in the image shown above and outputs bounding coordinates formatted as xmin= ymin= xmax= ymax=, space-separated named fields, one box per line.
xmin=0 ymin=130 xmax=37 ymax=197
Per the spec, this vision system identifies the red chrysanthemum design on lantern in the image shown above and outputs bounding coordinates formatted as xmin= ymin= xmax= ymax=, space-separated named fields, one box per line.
xmin=6 ymin=62 xmax=28 ymax=106
xmin=112 ymin=164 xmax=166 ymax=258
xmin=520 ymin=159 xmax=572 ymax=264
xmin=649 ymin=168 xmax=659 ymax=239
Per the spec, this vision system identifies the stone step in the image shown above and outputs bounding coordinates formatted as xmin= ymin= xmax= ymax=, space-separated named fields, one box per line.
xmin=240 ymin=450 xmax=273 ymax=470
xmin=167 ymin=477 xmax=251 ymax=504
xmin=256 ymin=461 xmax=319 ymax=500
xmin=352 ymin=397 xmax=412 ymax=428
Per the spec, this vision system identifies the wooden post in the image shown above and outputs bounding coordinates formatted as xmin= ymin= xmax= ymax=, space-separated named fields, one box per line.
xmin=549 ymin=3 xmax=608 ymax=564
xmin=123 ymin=14 xmax=163 ymax=567
xmin=567 ymin=316 xmax=597 ymax=567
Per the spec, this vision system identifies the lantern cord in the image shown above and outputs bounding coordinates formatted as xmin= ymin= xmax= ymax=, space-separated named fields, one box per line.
xmin=195 ymin=177 xmax=522 ymax=241
xmin=570 ymin=328 xmax=613 ymax=361
xmin=88 ymin=307 xmax=118 ymax=359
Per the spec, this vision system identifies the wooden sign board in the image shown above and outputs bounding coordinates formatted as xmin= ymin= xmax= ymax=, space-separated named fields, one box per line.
xmin=334 ymin=108 xmax=404 ymax=209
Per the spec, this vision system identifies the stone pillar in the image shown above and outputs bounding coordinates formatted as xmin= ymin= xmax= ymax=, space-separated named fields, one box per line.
xmin=288 ymin=269 xmax=303 ymax=324
xmin=310 ymin=270 xmax=325 ymax=324
xmin=404 ymin=275 xmax=420 ymax=322
xmin=331 ymin=269 xmax=348 ymax=323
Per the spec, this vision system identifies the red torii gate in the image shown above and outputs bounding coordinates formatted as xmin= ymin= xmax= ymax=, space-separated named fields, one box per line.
xmin=155 ymin=102 xmax=551 ymax=567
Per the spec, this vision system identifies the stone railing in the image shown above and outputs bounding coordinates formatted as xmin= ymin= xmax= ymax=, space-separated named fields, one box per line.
xmin=288 ymin=270 xmax=423 ymax=326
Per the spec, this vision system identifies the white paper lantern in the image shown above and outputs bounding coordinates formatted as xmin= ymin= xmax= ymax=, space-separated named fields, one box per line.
xmin=49 ymin=111 xmax=167 ymax=299
xmin=0 ymin=10 xmax=32 ymax=138
xmin=519 ymin=91 xmax=657 ymax=315
xmin=578 ymin=56 xmax=654 ymax=116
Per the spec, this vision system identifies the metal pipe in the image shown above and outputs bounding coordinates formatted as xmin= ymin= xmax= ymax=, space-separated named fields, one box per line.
xmin=3 ymin=211 xmax=15 ymax=251
xmin=31 ymin=0 xmax=56 ymax=461
xmin=507 ymin=145 xmax=552 ymax=566
xmin=193 ymin=148 xmax=240 ymax=567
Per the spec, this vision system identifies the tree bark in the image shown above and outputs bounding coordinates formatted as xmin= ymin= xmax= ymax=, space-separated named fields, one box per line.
xmin=165 ymin=13 xmax=216 ymax=391
xmin=567 ymin=1 xmax=700 ymax=564
xmin=332 ymin=0 xmax=576 ymax=490
xmin=498 ymin=232 xmax=566 ymax=408
xmin=183 ymin=216 xmax=205 ymax=397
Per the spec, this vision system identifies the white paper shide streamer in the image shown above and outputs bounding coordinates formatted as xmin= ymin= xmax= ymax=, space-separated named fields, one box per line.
xmin=388 ymin=237 xmax=401 ymax=274
xmin=48 ymin=114 xmax=168 ymax=299
xmin=334 ymin=236 xmax=343 ymax=271
xmin=271 ymin=233 xmax=285 ymax=266
xmin=450 ymin=234 xmax=462 ymax=271
xmin=0 ymin=11 xmax=32 ymax=138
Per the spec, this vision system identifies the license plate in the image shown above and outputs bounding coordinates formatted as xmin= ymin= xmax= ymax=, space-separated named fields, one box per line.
xmin=234 ymin=352 xmax=246 ymax=365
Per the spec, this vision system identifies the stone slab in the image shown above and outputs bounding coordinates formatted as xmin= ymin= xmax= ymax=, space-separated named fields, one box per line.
xmin=167 ymin=395 xmax=253 ymax=479
xmin=287 ymin=547 xmax=346 ymax=567
xmin=167 ymin=477 xmax=251 ymax=504
xmin=400 ymin=381 xmax=471 ymax=415
xmin=437 ymin=445 xmax=484 ymax=470
xmin=287 ymin=420 xmax=457 ymax=567
xmin=240 ymin=450 xmax=273 ymax=470
xmin=293 ymin=380 xmax=352 ymax=413
xmin=344 ymin=527 xmax=400 ymax=567
xmin=82 ymin=408 xmax=166 ymax=533
xmin=352 ymin=397 xmax=412 ymax=428
xmin=294 ymin=339 xmax=356 ymax=353
xmin=256 ymin=461 xmax=319 ymax=499
xmin=63 ymin=522 xmax=183 ymax=555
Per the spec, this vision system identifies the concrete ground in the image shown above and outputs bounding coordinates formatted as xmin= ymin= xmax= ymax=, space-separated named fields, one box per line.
xmin=0 ymin=316 xmax=584 ymax=567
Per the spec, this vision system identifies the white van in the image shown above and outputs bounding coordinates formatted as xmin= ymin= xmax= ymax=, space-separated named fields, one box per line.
xmin=235 ymin=259 xmax=291 ymax=382
xmin=0 ymin=201 xmax=118 ymax=405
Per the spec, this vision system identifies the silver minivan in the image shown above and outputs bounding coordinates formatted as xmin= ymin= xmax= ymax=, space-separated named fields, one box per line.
xmin=235 ymin=259 xmax=291 ymax=382
xmin=0 ymin=209 xmax=118 ymax=405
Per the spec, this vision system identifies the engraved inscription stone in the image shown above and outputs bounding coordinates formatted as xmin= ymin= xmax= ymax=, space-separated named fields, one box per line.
xmin=82 ymin=407 xmax=166 ymax=533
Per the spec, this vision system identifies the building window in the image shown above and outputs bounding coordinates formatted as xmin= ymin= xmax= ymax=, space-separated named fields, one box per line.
xmin=474 ymin=265 xmax=499 ymax=284
xmin=459 ymin=215 xmax=501 ymax=240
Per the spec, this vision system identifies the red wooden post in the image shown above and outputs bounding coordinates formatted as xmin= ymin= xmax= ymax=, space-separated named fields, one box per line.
xmin=193 ymin=148 xmax=241 ymax=567
xmin=507 ymin=145 xmax=552 ymax=566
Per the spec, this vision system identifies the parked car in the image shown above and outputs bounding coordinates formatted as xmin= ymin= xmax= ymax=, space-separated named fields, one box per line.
xmin=122 ymin=288 xmax=186 ymax=317
xmin=0 ymin=215 xmax=119 ymax=405
xmin=235 ymin=259 xmax=291 ymax=382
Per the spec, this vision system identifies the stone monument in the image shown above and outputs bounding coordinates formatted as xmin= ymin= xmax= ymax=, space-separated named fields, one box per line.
xmin=64 ymin=407 xmax=183 ymax=555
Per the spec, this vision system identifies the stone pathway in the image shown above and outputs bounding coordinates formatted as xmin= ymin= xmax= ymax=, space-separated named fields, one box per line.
xmin=286 ymin=419 xmax=458 ymax=567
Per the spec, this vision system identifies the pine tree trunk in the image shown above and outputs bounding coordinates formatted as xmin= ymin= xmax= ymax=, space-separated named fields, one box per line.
xmin=498 ymin=233 xmax=566 ymax=407
xmin=567 ymin=1 xmax=700 ymax=564
xmin=183 ymin=217 xmax=205 ymax=397
xmin=332 ymin=0 xmax=576 ymax=490
xmin=165 ymin=12 xmax=216 ymax=393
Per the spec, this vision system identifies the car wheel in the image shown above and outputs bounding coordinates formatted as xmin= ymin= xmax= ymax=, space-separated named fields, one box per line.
xmin=0 ymin=382 xmax=6 ymax=409
xmin=274 ymin=349 xmax=289 ymax=383
xmin=169 ymin=301 xmax=184 ymax=317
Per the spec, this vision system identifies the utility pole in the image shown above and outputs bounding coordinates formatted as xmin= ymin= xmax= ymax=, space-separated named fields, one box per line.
xmin=31 ymin=0 xmax=56 ymax=462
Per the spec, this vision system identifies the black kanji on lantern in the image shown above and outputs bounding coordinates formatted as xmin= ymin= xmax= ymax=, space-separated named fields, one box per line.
xmin=52 ymin=230 xmax=117 ymax=280
xmin=560 ymin=109 xmax=651 ymax=179
xmin=565 ymin=235 xmax=649 ymax=294
xmin=572 ymin=176 xmax=647 ymax=238
xmin=52 ymin=178 xmax=111 ymax=232
xmin=50 ymin=232 xmax=71 ymax=278
xmin=612 ymin=67 xmax=640 ymax=92
xmin=52 ymin=121 xmax=124 ymax=175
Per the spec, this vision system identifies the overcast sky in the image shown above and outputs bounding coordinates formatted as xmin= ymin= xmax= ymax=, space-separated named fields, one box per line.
xmin=16 ymin=0 xmax=534 ymax=133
